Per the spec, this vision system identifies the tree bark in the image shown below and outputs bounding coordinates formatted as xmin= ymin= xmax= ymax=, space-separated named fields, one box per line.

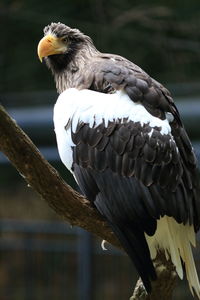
xmin=0 ymin=104 xmax=177 ymax=299
xmin=130 ymin=252 xmax=177 ymax=300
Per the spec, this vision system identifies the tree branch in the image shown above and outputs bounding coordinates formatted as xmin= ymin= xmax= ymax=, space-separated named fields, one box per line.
xmin=130 ymin=252 xmax=177 ymax=300
xmin=0 ymin=104 xmax=177 ymax=299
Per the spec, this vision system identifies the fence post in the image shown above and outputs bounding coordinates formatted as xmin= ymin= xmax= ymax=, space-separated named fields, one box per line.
xmin=77 ymin=228 xmax=93 ymax=300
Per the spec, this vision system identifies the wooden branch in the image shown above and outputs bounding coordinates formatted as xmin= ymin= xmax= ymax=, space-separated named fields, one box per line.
xmin=0 ymin=105 xmax=119 ymax=247
xmin=0 ymin=104 xmax=177 ymax=299
xmin=130 ymin=252 xmax=177 ymax=300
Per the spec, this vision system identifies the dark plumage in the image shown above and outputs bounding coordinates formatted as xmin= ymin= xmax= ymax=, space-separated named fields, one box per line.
xmin=37 ymin=22 xmax=200 ymax=297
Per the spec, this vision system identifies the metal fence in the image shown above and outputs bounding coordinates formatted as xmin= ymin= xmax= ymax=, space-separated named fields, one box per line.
xmin=0 ymin=219 xmax=136 ymax=300
xmin=0 ymin=219 xmax=199 ymax=300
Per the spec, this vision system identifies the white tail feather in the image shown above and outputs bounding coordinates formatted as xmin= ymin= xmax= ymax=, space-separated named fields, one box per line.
xmin=145 ymin=216 xmax=200 ymax=299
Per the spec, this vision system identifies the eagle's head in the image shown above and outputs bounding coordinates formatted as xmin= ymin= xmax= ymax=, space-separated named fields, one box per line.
xmin=37 ymin=22 xmax=94 ymax=74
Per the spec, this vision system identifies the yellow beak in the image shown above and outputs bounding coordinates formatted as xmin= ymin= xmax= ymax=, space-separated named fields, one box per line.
xmin=37 ymin=34 xmax=67 ymax=62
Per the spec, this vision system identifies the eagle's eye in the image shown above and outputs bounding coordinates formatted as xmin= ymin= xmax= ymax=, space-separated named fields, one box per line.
xmin=61 ymin=37 xmax=68 ymax=43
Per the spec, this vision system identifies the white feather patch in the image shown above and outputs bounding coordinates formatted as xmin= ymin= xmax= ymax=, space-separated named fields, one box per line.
xmin=53 ymin=88 xmax=172 ymax=170
xmin=145 ymin=216 xmax=200 ymax=298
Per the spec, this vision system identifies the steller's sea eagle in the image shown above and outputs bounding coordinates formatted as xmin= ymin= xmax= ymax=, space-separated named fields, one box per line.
xmin=37 ymin=22 xmax=200 ymax=297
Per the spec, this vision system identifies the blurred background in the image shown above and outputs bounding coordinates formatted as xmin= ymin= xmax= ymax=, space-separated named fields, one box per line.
xmin=0 ymin=0 xmax=200 ymax=299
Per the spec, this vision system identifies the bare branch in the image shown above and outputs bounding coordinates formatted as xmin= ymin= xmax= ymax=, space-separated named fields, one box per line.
xmin=0 ymin=104 xmax=119 ymax=248
xmin=130 ymin=252 xmax=177 ymax=300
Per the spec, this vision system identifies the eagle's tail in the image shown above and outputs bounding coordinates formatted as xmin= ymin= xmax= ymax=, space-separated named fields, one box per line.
xmin=146 ymin=216 xmax=200 ymax=299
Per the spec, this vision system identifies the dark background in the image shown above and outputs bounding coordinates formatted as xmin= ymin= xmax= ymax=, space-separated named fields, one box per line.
xmin=0 ymin=1 xmax=200 ymax=299
xmin=1 ymin=0 xmax=200 ymax=95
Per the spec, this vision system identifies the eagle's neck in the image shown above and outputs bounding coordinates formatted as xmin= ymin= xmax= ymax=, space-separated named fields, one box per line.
xmin=51 ymin=42 xmax=100 ymax=94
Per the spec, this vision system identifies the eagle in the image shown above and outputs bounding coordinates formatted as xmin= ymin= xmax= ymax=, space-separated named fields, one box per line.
xmin=37 ymin=22 xmax=200 ymax=297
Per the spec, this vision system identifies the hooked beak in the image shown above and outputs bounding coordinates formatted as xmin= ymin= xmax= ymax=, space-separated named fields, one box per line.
xmin=37 ymin=34 xmax=67 ymax=62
